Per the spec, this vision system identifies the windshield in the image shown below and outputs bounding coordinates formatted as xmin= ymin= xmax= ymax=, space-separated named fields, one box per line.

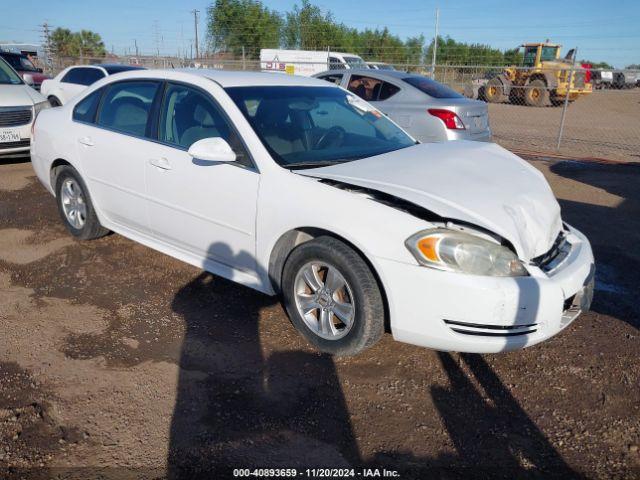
xmin=2 ymin=54 xmax=38 ymax=72
xmin=343 ymin=56 xmax=368 ymax=69
xmin=541 ymin=46 xmax=559 ymax=62
xmin=225 ymin=86 xmax=414 ymax=169
xmin=403 ymin=75 xmax=463 ymax=98
xmin=0 ymin=58 xmax=23 ymax=85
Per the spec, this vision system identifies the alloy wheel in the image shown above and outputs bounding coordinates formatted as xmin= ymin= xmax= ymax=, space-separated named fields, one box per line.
xmin=60 ymin=178 xmax=87 ymax=229
xmin=293 ymin=261 xmax=356 ymax=340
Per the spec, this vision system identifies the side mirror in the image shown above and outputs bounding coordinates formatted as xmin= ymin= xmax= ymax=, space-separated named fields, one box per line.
xmin=187 ymin=137 xmax=236 ymax=163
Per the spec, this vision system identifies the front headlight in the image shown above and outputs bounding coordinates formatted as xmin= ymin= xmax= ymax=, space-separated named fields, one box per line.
xmin=405 ymin=228 xmax=528 ymax=277
xmin=33 ymin=100 xmax=50 ymax=117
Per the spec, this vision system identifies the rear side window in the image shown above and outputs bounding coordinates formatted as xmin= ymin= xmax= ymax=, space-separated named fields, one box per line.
xmin=62 ymin=68 xmax=105 ymax=86
xmin=97 ymin=81 xmax=159 ymax=137
xmin=72 ymin=88 xmax=103 ymax=123
xmin=348 ymin=75 xmax=400 ymax=102
xmin=403 ymin=76 xmax=463 ymax=99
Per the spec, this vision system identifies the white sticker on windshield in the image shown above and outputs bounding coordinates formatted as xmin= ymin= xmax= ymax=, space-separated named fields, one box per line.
xmin=346 ymin=94 xmax=377 ymax=114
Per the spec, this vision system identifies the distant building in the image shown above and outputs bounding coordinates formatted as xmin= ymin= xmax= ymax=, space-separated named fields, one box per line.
xmin=0 ymin=42 xmax=43 ymax=57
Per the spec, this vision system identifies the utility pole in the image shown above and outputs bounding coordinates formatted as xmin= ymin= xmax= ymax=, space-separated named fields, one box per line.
xmin=153 ymin=20 xmax=161 ymax=57
xmin=431 ymin=7 xmax=439 ymax=78
xmin=134 ymin=39 xmax=139 ymax=57
xmin=39 ymin=22 xmax=53 ymax=74
xmin=192 ymin=9 xmax=200 ymax=59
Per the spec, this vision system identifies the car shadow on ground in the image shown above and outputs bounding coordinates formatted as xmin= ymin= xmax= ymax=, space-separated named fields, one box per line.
xmin=549 ymin=160 xmax=640 ymax=330
xmin=166 ymin=244 xmax=579 ymax=478
xmin=167 ymin=243 xmax=360 ymax=479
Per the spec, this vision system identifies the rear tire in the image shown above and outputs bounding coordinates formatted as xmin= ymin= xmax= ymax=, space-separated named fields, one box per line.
xmin=55 ymin=165 xmax=109 ymax=240
xmin=485 ymin=77 xmax=505 ymax=103
xmin=524 ymin=79 xmax=550 ymax=107
xmin=281 ymin=236 xmax=385 ymax=356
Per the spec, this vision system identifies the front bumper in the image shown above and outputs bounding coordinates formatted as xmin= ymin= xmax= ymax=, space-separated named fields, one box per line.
xmin=0 ymin=119 xmax=32 ymax=158
xmin=377 ymin=226 xmax=594 ymax=353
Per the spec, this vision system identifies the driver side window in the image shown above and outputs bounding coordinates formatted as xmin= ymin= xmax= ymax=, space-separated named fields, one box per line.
xmin=159 ymin=83 xmax=250 ymax=166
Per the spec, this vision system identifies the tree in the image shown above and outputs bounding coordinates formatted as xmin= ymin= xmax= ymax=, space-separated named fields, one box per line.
xmin=51 ymin=28 xmax=76 ymax=57
xmin=283 ymin=0 xmax=352 ymax=50
xmin=207 ymin=0 xmax=426 ymax=65
xmin=425 ymin=36 xmax=525 ymax=66
xmin=75 ymin=30 xmax=106 ymax=57
xmin=207 ymin=0 xmax=282 ymax=58
xmin=51 ymin=27 xmax=106 ymax=57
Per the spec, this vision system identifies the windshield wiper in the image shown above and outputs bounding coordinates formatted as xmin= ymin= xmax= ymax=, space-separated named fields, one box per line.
xmin=285 ymin=160 xmax=341 ymax=170
xmin=285 ymin=155 xmax=369 ymax=170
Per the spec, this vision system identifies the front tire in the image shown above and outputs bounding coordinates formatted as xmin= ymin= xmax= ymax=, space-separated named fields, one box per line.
xmin=55 ymin=166 xmax=109 ymax=240
xmin=281 ymin=236 xmax=385 ymax=356
xmin=524 ymin=79 xmax=550 ymax=107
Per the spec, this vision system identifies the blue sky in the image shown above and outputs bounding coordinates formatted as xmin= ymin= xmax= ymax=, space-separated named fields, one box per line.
xmin=1 ymin=0 xmax=638 ymax=67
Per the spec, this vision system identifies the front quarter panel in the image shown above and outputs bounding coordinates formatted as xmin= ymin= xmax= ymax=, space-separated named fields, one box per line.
xmin=256 ymin=168 xmax=430 ymax=294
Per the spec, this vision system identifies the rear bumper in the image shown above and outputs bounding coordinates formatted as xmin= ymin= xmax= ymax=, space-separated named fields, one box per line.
xmin=446 ymin=128 xmax=492 ymax=142
xmin=376 ymin=225 xmax=594 ymax=353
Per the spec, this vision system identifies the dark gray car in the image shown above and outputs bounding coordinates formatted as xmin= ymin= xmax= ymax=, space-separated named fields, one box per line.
xmin=314 ymin=69 xmax=491 ymax=143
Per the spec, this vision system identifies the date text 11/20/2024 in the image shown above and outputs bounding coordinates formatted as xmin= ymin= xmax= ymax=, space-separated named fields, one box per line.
xmin=233 ymin=468 xmax=401 ymax=478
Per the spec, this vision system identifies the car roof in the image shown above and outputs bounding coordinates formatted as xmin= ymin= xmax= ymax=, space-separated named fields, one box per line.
xmin=111 ymin=68 xmax=334 ymax=88
xmin=316 ymin=68 xmax=412 ymax=80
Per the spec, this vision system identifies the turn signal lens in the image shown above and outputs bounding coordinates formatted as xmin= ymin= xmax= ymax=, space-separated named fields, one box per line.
xmin=428 ymin=109 xmax=466 ymax=130
xmin=417 ymin=236 xmax=439 ymax=262
xmin=406 ymin=228 xmax=528 ymax=277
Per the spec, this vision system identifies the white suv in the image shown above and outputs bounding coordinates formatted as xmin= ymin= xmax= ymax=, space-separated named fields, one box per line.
xmin=0 ymin=57 xmax=49 ymax=158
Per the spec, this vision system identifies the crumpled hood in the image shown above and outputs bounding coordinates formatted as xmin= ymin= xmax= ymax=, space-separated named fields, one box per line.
xmin=0 ymin=84 xmax=43 ymax=106
xmin=302 ymin=141 xmax=562 ymax=261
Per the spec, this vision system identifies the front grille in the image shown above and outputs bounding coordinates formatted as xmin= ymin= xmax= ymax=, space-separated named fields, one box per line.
xmin=0 ymin=106 xmax=33 ymax=127
xmin=532 ymin=232 xmax=571 ymax=273
xmin=0 ymin=139 xmax=30 ymax=150
xmin=444 ymin=319 xmax=538 ymax=337
xmin=574 ymin=71 xmax=586 ymax=89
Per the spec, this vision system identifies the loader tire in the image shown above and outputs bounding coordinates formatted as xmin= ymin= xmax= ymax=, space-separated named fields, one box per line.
xmin=485 ymin=77 xmax=505 ymax=103
xmin=524 ymin=79 xmax=550 ymax=107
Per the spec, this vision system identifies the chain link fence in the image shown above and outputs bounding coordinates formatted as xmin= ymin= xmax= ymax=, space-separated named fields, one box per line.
xmin=48 ymin=55 xmax=640 ymax=163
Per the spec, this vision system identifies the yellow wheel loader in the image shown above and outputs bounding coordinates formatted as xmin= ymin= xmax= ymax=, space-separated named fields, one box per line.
xmin=484 ymin=42 xmax=592 ymax=107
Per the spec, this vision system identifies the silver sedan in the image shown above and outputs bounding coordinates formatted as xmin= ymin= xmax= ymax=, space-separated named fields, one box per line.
xmin=314 ymin=69 xmax=491 ymax=143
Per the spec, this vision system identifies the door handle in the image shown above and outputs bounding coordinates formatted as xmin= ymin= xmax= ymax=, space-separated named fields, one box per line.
xmin=78 ymin=136 xmax=94 ymax=147
xmin=149 ymin=157 xmax=172 ymax=171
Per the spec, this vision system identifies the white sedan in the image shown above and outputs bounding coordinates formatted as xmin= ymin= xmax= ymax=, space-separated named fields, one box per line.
xmin=41 ymin=64 xmax=145 ymax=106
xmin=30 ymin=69 xmax=595 ymax=355
xmin=0 ymin=57 xmax=49 ymax=158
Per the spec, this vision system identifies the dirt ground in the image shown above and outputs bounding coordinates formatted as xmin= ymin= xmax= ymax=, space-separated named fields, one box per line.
xmin=490 ymin=89 xmax=640 ymax=163
xmin=0 ymin=155 xmax=639 ymax=479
